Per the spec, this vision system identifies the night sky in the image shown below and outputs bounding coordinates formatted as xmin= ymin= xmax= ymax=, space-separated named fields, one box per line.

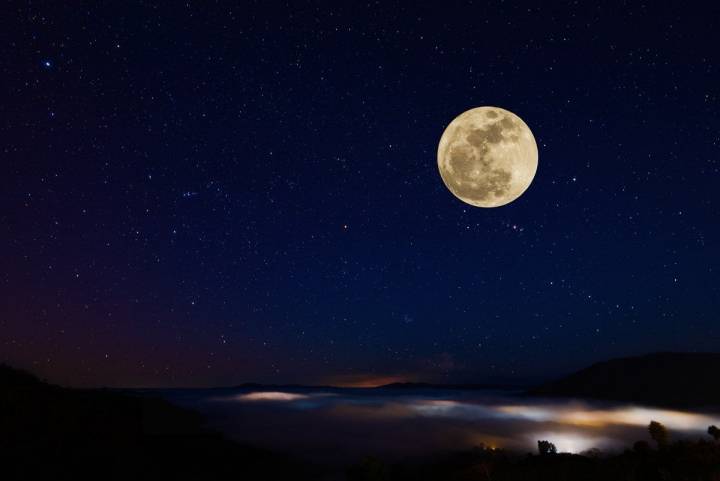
xmin=2 ymin=2 xmax=719 ymax=388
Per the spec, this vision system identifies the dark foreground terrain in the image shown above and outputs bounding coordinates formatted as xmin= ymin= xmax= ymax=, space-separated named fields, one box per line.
xmin=347 ymin=438 xmax=720 ymax=481
xmin=3 ymin=363 xmax=720 ymax=480
xmin=0 ymin=365 xmax=315 ymax=480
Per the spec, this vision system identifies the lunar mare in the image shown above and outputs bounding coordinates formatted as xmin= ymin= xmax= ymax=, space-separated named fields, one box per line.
xmin=437 ymin=106 xmax=538 ymax=207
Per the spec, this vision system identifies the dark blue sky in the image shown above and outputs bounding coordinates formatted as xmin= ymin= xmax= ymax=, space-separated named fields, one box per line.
xmin=2 ymin=1 xmax=719 ymax=387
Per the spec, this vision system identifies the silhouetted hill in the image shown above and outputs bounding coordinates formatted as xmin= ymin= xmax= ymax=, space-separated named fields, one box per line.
xmin=0 ymin=365 xmax=314 ymax=480
xmin=530 ymin=352 xmax=720 ymax=408
xmin=377 ymin=382 xmax=524 ymax=390
xmin=0 ymin=364 xmax=44 ymax=387
xmin=231 ymin=382 xmax=334 ymax=390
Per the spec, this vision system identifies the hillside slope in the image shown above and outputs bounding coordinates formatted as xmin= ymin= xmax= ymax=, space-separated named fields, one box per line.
xmin=530 ymin=352 xmax=720 ymax=408
xmin=0 ymin=365 xmax=312 ymax=481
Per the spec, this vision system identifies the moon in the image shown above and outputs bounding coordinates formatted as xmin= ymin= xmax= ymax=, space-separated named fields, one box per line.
xmin=437 ymin=106 xmax=538 ymax=208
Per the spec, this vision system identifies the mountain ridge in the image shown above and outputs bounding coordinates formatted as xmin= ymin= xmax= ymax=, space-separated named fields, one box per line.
xmin=529 ymin=351 xmax=720 ymax=408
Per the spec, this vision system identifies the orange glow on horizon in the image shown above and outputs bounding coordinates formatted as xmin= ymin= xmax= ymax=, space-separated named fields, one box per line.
xmin=325 ymin=374 xmax=412 ymax=388
xmin=496 ymin=404 xmax=717 ymax=430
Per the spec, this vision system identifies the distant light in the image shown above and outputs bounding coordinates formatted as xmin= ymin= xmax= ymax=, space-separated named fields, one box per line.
xmin=43 ymin=60 xmax=52 ymax=68
xmin=530 ymin=431 xmax=605 ymax=454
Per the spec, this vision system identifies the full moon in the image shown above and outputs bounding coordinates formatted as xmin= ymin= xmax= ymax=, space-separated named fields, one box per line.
xmin=437 ymin=106 xmax=538 ymax=208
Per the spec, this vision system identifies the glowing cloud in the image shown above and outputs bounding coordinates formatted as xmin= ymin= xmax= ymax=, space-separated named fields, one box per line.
xmin=233 ymin=391 xmax=309 ymax=402
xmin=495 ymin=404 xmax=718 ymax=430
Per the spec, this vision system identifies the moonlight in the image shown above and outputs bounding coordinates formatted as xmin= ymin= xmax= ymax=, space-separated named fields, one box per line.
xmin=437 ymin=106 xmax=538 ymax=208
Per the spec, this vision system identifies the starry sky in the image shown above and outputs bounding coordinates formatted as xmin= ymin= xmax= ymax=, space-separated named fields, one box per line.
xmin=2 ymin=2 xmax=719 ymax=388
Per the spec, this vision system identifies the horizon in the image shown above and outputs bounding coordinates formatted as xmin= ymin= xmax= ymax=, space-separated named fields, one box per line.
xmin=7 ymin=350 xmax=717 ymax=390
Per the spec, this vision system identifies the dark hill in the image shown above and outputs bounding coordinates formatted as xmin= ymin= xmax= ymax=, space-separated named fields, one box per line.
xmin=0 ymin=364 xmax=45 ymax=387
xmin=377 ymin=382 xmax=524 ymax=390
xmin=0 ymin=364 xmax=313 ymax=481
xmin=530 ymin=352 xmax=720 ymax=408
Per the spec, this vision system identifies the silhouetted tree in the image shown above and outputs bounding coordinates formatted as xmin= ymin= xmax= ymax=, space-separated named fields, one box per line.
xmin=581 ymin=447 xmax=602 ymax=458
xmin=633 ymin=440 xmax=651 ymax=454
xmin=537 ymin=440 xmax=557 ymax=456
xmin=649 ymin=420 xmax=669 ymax=448
xmin=708 ymin=425 xmax=720 ymax=441
xmin=348 ymin=456 xmax=390 ymax=481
